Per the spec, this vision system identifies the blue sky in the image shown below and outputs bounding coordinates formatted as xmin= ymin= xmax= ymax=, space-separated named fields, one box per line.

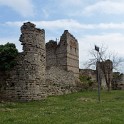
xmin=0 ymin=0 xmax=124 ymax=71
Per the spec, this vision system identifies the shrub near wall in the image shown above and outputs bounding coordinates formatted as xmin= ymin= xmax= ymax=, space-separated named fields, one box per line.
xmin=0 ymin=42 xmax=18 ymax=93
xmin=79 ymin=75 xmax=96 ymax=90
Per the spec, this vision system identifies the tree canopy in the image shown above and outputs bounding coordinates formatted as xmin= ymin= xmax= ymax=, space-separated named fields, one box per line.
xmin=0 ymin=42 xmax=18 ymax=71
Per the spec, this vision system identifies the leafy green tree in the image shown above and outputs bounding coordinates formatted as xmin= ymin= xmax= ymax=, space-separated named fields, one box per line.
xmin=0 ymin=42 xmax=18 ymax=71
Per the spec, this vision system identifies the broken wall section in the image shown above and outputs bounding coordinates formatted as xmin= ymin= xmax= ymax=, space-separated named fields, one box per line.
xmin=0 ymin=22 xmax=46 ymax=101
xmin=46 ymin=30 xmax=79 ymax=77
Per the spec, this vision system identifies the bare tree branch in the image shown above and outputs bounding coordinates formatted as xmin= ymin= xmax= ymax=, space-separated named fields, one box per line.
xmin=84 ymin=44 xmax=124 ymax=91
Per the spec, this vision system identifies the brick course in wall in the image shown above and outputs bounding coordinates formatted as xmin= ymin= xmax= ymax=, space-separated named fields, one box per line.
xmin=0 ymin=22 xmax=81 ymax=101
xmin=46 ymin=30 xmax=79 ymax=77
xmin=0 ymin=22 xmax=46 ymax=101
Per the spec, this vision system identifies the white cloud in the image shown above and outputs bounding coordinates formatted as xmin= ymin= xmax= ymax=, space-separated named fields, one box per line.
xmin=83 ymin=1 xmax=124 ymax=15
xmin=34 ymin=19 xmax=83 ymax=30
xmin=0 ymin=0 xmax=34 ymax=17
xmin=48 ymin=0 xmax=124 ymax=17
xmin=2 ymin=20 xmax=124 ymax=71
xmin=79 ymin=32 xmax=124 ymax=53
xmin=3 ymin=20 xmax=124 ymax=57
xmin=4 ymin=20 xmax=83 ymax=30
xmin=5 ymin=21 xmax=24 ymax=27
xmin=5 ymin=20 xmax=124 ymax=30
xmin=79 ymin=33 xmax=124 ymax=64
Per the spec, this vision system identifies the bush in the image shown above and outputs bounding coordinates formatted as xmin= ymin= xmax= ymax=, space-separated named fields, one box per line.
xmin=79 ymin=75 xmax=95 ymax=90
xmin=0 ymin=42 xmax=18 ymax=71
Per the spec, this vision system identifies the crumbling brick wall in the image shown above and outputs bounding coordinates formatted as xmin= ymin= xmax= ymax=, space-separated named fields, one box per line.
xmin=0 ymin=22 xmax=81 ymax=102
xmin=0 ymin=22 xmax=46 ymax=101
xmin=46 ymin=30 xmax=79 ymax=77
xmin=45 ymin=66 xmax=79 ymax=96
xmin=46 ymin=40 xmax=58 ymax=67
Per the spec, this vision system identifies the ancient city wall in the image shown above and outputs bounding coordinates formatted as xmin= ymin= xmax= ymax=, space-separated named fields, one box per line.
xmin=0 ymin=22 xmax=81 ymax=101
xmin=0 ymin=22 xmax=46 ymax=101
xmin=79 ymin=69 xmax=96 ymax=81
xmin=65 ymin=30 xmax=79 ymax=77
xmin=46 ymin=40 xmax=58 ymax=67
xmin=45 ymin=66 xmax=79 ymax=96
xmin=46 ymin=30 xmax=79 ymax=77
xmin=79 ymin=60 xmax=113 ymax=89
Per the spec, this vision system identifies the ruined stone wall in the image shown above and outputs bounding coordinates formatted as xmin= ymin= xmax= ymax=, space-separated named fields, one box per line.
xmin=45 ymin=66 xmax=79 ymax=95
xmin=98 ymin=60 xmax=113 ymax=88
xmin=46 ymin=40 xmax=58 ymax=67
xmin=0 ymin=22 xmax=82 ymax=101
xmin=0 ymin=22 xmax=46 ymax=101
xmin=79 ymin=69 xmax=96 ymax=81
xmin=65 ymin=30 xmax=79 ymax=77
xmin=79 ymin=60 xmax=113 ymax=89
xmin=56 ymin=30 xmax=68 ymax=70
xmin=46 ymin=30 xmax=79 ymax=77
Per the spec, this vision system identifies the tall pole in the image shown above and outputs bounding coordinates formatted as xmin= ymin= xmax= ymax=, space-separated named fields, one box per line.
xmin=95 ymin=45 xmax=101 ymax=102
xmin=97 ymin=52 xmax=101 ymax=102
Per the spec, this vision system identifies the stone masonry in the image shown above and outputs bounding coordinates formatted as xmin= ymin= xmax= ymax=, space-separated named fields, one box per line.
xmin=79 ymin=60 xmax=113 ymax=89
xmin=0 ymin=22 xmax=46 ymax=101
xmin=46 ymin=30 xmax=79 ymax=77
xmin=0 ymin=22 xmax=81 ymax=101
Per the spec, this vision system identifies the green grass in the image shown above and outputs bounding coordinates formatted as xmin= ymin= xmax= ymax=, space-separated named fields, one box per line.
xmin=0 ymin=90 xmax=124 ymax=124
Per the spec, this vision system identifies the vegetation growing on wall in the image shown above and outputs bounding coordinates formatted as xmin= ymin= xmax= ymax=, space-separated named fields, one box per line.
xmin=79 ymin=75 xmax=95 ymax=90
xmin=0 ymin=42 xmax=18 ymax=71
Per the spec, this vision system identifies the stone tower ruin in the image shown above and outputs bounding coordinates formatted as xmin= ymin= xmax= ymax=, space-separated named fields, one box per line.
xmin=0 ymin=22 xmax=46 ymax=101
xmin=46 ymin=30 xmax=79 ymax=77
xmin=0 ymin=22 xmax=80 ymax=101
xmin=18 ymin=22 xmax=46 ymax=100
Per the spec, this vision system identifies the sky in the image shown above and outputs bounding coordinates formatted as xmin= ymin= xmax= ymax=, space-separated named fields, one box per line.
xmin=0 ymin=0 xmax=124 ymax=71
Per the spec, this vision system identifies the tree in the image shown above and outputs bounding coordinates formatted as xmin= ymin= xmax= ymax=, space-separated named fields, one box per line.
xmin=0 ymin=42 xmax=18 ymax=71
xmin=86 ymin=45 xmax=123 ymax=91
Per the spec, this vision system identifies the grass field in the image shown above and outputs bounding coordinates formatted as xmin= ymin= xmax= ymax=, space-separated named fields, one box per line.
xmin=0 ymin=90 xmax=124 ymax=124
